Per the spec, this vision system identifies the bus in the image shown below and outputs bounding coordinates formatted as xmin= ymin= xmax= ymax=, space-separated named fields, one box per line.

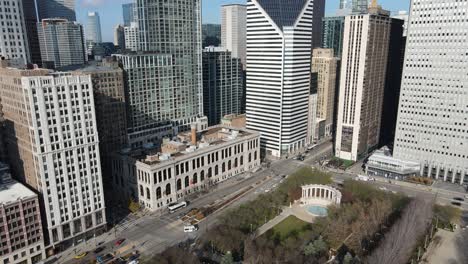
xmin=168 ymin=201 xmax=187 ymax=213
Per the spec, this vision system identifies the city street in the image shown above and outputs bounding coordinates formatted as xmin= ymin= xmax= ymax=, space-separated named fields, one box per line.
xmin=56 ymin=141 xmax=468 ymax=263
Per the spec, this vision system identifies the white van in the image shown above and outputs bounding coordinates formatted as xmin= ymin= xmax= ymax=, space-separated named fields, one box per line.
xmin=183 ymin=225 xmax=199 ymax=233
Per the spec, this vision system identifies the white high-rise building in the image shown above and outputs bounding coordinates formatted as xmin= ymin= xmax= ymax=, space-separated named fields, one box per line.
xmin=221 ymin=4 xmax=246 ymax=67
xmin=0 ymin=0 xmax=30 ymax=64
xmin=124 ymin=22 xmax=139 ymax=51
xmin=246 ymin=0 xmax=324 ymax=158
xmin=335 ymin=7 xmax=392 ymax=161
xmin=86 ymin=12 xmax=102 ymax=44
xmin=0 ymin=62 xmax=107 ymax=247
xmin=393 ymin=0 xmax=468 ymax=185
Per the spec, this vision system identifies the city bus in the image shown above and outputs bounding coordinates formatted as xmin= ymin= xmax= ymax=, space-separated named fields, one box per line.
xmin=168 ymin=201 xmax=187 ymax=213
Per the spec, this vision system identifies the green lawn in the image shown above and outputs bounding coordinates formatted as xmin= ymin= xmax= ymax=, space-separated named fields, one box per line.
xmin=272 ymin=216 xmax=310 ymax=241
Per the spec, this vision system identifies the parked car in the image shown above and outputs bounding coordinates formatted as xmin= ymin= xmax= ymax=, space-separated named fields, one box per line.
xmin=453 ymin=197 xmax=464 ymax=201
xmin=115 ymin=238 xmax=125 ymax=246
xmin=93 ymin=246 xmax=105 ymax=254
xmin=184 ymin=225 xmax=199 ymax=233
xmin=451 ymin=201 xmax=462 ymax=206
xmin=74 ymin=252 xmax=87 ymax=259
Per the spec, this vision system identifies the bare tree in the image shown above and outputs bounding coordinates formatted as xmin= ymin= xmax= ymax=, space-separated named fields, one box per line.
xmin=367 ymin=197 xmax=433 ymax=264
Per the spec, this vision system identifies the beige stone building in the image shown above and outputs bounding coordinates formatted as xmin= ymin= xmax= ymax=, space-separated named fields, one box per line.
xmin=0 ymin=60 xmax=106 ymax=249
xmin=311 ymin=48 xmax=338 ymax=142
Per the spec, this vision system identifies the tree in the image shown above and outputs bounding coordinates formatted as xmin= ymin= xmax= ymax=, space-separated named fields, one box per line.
xmin=221 ymin=251 xmax=234 ymax=264
xmin=343 ymin=253 xmax=354 ymax=264
xmin=304 ymin=236 xmax=328 ymax=257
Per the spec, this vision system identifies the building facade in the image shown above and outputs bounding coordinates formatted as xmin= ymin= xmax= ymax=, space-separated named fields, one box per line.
xmin=393 ymin=0 xmax=468 ymax=184
xmin=37 ymin=19 xmax=86 ymax=69
xmin=0 ymin=63 xmax=107 ymax=248
xmin=135 ymin=0 xmax=203 ymax=123
xmin=114 ymin=25 xmax=126 ymax=50
xmin=311 ymin=48 xmax=338 ymax=142
xmin=202 ymin=24 xmax=221 ymax=48
xmin=86 ymin=12 xmax=102 ymax=44
xmin=202 ymin=47 xmax=244 ymax=126
xmin=122 ymin=3 xmax=134 ymax=26
xmin=36 ymin=0 xmax=76 ymax=21
xmin=365 ymin=147 xmax=420 ymax=180
xmin=22 ymin=0 xmax=42 ymax=65
xmin=0 ymin=0 xmax=30 ymax=64
xmin=335 ymin=8 xmax=392 ymax=161
xmin=246 ymin=0 xmax=324 ymax=158
xmin=72 ymin=60 xmax=128 ymax=187
xmin=0 ymin=163 xmax=46 ymax=264
xmin=221 ymin=4 xmax=246 ymax=67
xmin=112 ymin=126 xmax=260 ymax=211
xmin=321 ymin=16 xmax=345 ymax=58
xmin=123 ymin=23 xmax=138 ymax=52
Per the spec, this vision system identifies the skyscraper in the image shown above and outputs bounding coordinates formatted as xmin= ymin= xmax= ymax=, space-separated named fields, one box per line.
xmin=36 ymin=0 xmax=76 ymax=21
xmin=393 ymin=0 xmax=468 ymax=184
xmin=124 ymin=22 xmax=139 ymax=52
xmin=202 ymin=47 xmax=244 ymax=126
xmin=221 ymin=4 xmax=246 ymax=66
xmin=0 ymin=61 xmax=106 ymax=248
xmin=246 ymin=0 xmax=324 ymax=158
xmin=335 ymin=6 xmax=392 ymax=161
xmin=114 ymin=24 xmax=126 ymax=49
xmin=37 ymin=18 xmax=86 ymax=69
xmin=122 ymin=3 xmax=134 ymax=26
xmin=202 ymin=24 xmax=221 ymax=47
xmin=86 ymin=12 xmax=102 ymax=44
xmin=22 ymin=0 xmax=42 ymax=64
xmin=321 ymin=17 xmax=345 ymax=58
xmin=135 ymin=0 xmax=203 ymax=128
xmin=0 ymin=0 xmax=30 ymax=64
xmin=311 ymin=48 xmax=338 ymax=142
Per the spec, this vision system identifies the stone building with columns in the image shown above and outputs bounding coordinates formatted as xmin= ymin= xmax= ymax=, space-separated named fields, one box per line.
xmin=111 ymin=126 xmax=261 ymax=211
xmin=300 ymin=184 xmax=342 ymax=206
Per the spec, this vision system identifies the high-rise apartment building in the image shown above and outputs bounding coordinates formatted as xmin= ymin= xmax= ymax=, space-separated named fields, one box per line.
xmin=0 ymin=0 xmax=30 ymax=64
xmin=22 ymin=0 xmax=42 ymax=64
xmin=311 ymin=48 xmax=338 ymax=142
xmin=246 ymin=0 xmax=324 ymax=158
xmin=321 ymin=17 xmax=345 ymax=58
xmin=335 ymin=7 xmax=392 ymax=161
xmin=114 ymin=25 xmax=126 ymax=49
xmin=36 ymin=0 xmax=76 ymax=21
xmin=0 ymin=163 xmax=46 ymax=264
xmin=393 ymin=0 xmax=468 ymax=184
xmin=202 ymin=47 xmax=244 ymax=126
xmin=86 ymin=12 xmax=102 ymax=44
xmin=124 ymin=23 xmax=139 ymax=52
xmin=37 ymin=18 xmax=86 ymax=69
xmin=135 ymin=0 xmax=203 ymax=124
xmin=113 ymin=53 xmax=178 ymax=148
xmin=221 ymin=4 xmax=246 ymax=67
xmin=122 ymin=3 xmax=134 ymax=26
xmin=0 ymin=61 xmax=106 ymax=248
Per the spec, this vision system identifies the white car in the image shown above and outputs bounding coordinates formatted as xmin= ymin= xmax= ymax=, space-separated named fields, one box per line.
xmin=465 ymin=194 xmax=468 ymax=199
xmin=184 ymin=225 xmax=199 ymax=233
xmin=379 ymin=187 xmax=387 ymax=191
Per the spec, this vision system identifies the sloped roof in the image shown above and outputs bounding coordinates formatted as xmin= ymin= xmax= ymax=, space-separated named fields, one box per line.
xmin=257 ymin=0 xmax=308 ymax=29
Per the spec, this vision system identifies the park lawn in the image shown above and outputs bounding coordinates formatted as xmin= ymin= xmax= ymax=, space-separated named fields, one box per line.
xmin=272 ymin=215 xmax=310 ymax=241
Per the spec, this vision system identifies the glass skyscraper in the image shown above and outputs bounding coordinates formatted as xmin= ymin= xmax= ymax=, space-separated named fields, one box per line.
xmin=36 ymin=0 xmax=76 ymax=21
xmin=135 ymin=0 xmax=203 ymax=130
xmin=321 ymin=16 xmax=345 ymax=58
xmin=122 ymin=3 xmax=134 ymax=26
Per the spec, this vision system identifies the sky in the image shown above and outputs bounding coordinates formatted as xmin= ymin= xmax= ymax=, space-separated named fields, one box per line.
xmin=75 ymin=0 xmax=411 ymax=42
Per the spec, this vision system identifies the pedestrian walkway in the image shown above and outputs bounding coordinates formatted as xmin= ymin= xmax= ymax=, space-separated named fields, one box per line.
xmin=256 ymin=205 xmax=316 ymax=237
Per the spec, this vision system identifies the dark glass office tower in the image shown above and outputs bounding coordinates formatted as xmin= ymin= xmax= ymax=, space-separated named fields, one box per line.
xmin=321 ymin=16 xmax=345 ymax=58
xmin=36 ymin=0 xmax=76 ymax=21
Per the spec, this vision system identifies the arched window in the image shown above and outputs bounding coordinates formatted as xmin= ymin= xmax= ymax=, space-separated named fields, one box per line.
xmin=193 ymin=173 xmax=198 ymax=184
xmin=139 ymin=185 xmax=144 ymax=197
xmin=184 ymin=176 xmax=189 ymax=188
xmin=146 ymin=188 xmax=151 ymax=200
xmin=208 ymin=167 xmax=212 ymax=178
xmin=234 ymin=158 xmax=238 ymax=167
xmin=215 ymin=165 xmax=219 ymax=175
xmin=200 ymin=170 xmax=205 ymax=181
xmin=240 ymin=156 xmax=244 ymax=166
xmin=228 ymin=160 xmax=231 ymax=170
xmin=222 ymin=162 xmax=225 ymax=173
xmin=156 ymin=187 xmax=162 ymax=200
xmin=165 ymin=183 xmax=171 ymax=195
xmin=177 ymin=179 xmax=182 ymax=191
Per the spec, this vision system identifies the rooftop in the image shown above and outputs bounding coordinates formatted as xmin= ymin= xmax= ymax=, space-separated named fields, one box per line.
xmin=0 ymin=180 xmax=37 ymax=205
xmin=121 ymin=126 xmax=257 ymax=167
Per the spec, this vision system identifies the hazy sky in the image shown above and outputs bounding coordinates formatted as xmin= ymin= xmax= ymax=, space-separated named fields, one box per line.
xmin=75 ymin=0 xmax=411 ymax=42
